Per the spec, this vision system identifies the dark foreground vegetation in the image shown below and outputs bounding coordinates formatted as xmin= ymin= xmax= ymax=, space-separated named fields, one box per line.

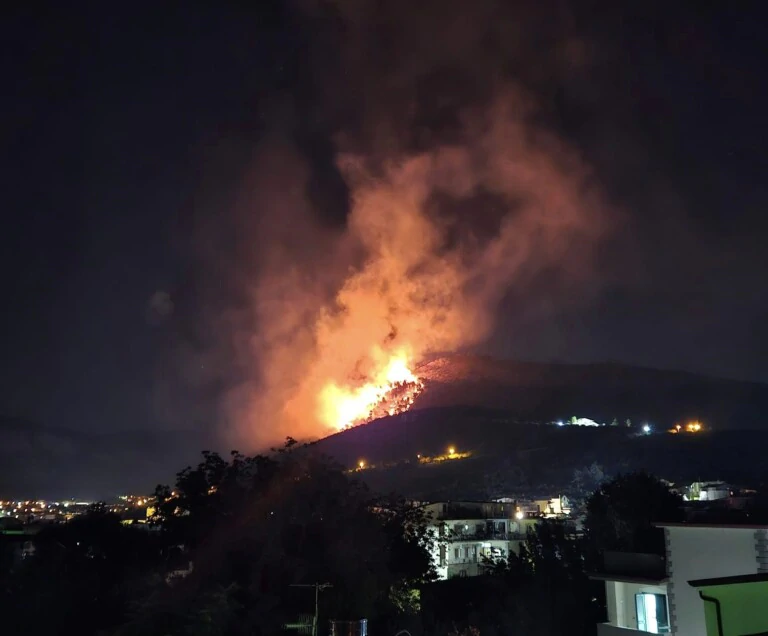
xmin=1 ymin=440 xmax=686 ymax=636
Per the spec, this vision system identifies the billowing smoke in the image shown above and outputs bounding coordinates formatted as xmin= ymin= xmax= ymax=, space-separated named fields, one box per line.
xmin=190 ymin=1 xmax=617 ymax=448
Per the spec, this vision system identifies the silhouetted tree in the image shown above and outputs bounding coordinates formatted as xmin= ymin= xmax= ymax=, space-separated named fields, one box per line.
xmin=571 ymin=462 xmax=607 ymax=497
xmin=422 ymin=520 xmax=601 ymax=636
xmin=584 ymin=472 xmax=684 ymax=555
xmin=130 ymin=440 xmax=436 ymax=635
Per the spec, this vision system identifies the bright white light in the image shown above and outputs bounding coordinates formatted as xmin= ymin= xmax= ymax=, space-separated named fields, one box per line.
xmin=642 ymin=424 xmax=651 ymax=434
xmin=515 ymin=510 xmax=524 ymax=520
xmin=644 ymin=593 xmax=658 ymax=633
xmin=557 ymin=421 xmax=564 ymax=427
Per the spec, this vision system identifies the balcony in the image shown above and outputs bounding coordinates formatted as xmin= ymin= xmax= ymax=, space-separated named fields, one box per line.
xmin=436 ymin=504 xmax=515 ymax=520
xmin=445 ymin=531 xmax=526 ymax=541
xmin=590 ymin=551 xmax=666 ymax=583
xmin=598 ymin=624 xmax=659 ymax=636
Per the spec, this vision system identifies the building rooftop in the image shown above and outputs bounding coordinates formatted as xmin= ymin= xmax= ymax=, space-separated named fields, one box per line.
xmin=689 ymin=573 xmax=768 ymax=588
xmin=655 ymin=522 xmax=768 ymax=529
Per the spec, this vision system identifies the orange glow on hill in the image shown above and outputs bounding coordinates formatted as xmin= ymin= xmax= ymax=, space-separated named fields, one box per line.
xmin=318 ymin=350 xmax=425 ymax=430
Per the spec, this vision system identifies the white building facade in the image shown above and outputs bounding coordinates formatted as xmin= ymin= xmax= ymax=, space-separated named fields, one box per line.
xmin=421 ymin=501 xmax=531 ymax=579
xmin=661 ymin=523 xmax=768 ymax=636
xmin=595 ymin=523 xmax=768 ymax=636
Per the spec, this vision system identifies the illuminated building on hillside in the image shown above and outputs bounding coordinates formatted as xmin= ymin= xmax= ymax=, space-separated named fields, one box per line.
xmin=422 ymin=500 xmax=546 ymax=579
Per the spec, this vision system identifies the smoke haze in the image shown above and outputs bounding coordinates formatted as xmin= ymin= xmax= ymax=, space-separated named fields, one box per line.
xmin=184 ymin=1 xmax=619 ymax=448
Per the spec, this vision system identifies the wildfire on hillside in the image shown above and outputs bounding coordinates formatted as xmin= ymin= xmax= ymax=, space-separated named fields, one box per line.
xmin=318 ymin=352 xmax=425 ymax=430
xmin=233 ymin=87 xmax=612 ymax=447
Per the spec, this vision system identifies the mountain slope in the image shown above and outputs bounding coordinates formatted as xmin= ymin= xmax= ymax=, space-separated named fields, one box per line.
xmin=412 ymin=355 xmax=768 ymax=429
xmin=3 ymin=356 xmax=767 ymax=498
xmin=308 ymin=356 xmax=768 ymax=498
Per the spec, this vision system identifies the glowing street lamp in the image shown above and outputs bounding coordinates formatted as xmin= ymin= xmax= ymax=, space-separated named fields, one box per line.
xmin=448 ymin=447 xmax=456 ymax=456
xmin=358 ymin=460 xmax=365 ymax=470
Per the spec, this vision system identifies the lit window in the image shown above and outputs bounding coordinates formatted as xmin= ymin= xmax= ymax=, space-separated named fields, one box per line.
xmin=636 ymin=593 xmax=669 ymax=634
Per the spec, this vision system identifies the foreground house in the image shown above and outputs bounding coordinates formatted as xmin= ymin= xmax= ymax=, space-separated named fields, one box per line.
xmin=593 ymin=522 xmax=768 ymax=635
xmin=591 ymin=551 xmax=670 ymax=634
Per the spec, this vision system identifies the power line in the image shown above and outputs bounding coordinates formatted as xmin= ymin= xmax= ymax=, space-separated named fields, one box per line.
xmin=290 ymin=582 xmax=333 ymax=636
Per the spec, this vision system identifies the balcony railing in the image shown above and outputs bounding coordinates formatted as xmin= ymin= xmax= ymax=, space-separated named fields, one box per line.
xmin=597 ymin=623 xmax=659 ymax=636
xmin=445 ymin=531 xmax=526 ymax=542
xmin=436 ymin=505 xmax=515 ymax=520
xmin=601 ymin=551 xmax=666 ymax=580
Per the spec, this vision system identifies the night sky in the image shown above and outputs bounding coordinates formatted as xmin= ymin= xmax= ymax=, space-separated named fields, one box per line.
xmin=3 ymin=1 xmax=768 ymax=438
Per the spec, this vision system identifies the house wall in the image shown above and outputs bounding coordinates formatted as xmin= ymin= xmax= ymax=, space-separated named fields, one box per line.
xmin=605 ymin=581 xmax=667 ymax=630
xmin=597 ymin=624 xmax=653 ymax=636
xmin=697 ymin=580 xmax=768 ymax=636
xmin=665 ymin=527 xmax=759 ymax=636
xmin=756 ymin=529 xmax=768 ymax=574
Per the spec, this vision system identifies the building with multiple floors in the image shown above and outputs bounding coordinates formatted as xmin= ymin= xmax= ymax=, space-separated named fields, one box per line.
xmin=421 ymin=501 xmax=534 ymax=579
xmin=593 ymin=522 xmax=768 ymax=636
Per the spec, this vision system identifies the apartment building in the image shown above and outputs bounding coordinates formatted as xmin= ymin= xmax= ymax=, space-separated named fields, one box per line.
xmin=421 ymin=501 xmax=533 ymax=579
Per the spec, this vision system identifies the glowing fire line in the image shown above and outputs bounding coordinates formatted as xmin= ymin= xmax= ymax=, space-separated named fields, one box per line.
xmin=319 ymin=352 xmax=424 ymax=430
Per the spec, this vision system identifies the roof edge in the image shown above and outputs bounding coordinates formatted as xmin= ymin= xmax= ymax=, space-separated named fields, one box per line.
xmin=689 ymin=573 xmax=768 ymax=588
xmin=654 ymin=522 xmax=768 ymax=529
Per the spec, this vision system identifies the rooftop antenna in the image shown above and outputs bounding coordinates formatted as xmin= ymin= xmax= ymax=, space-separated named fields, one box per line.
xmin=290 ymin=582 xmax=333 ymax=636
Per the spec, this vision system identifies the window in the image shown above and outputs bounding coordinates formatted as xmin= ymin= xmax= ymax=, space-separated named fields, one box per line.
xmin=454 ymin=547 xmax=459 ymax=559
xmin=636 ymin=593 xmax=669 ymax=634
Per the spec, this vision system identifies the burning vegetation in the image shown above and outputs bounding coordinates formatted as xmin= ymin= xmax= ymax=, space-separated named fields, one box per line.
xmin=319 ymin=352 xmax=425 ymax=430
xmin=224 ymin=90 xmax=612 ymax=447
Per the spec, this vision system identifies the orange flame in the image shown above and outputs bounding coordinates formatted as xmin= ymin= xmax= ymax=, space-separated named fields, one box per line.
xmin=319 ymin=350 xmax=424 ymax=430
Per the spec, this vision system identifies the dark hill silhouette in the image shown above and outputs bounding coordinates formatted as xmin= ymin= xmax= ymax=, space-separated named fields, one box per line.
xmin=0 ymin=416 xmax=213 ymax=500
xmin=311 ymin=407 xmax=768 ymax=499
xmin=309 ymin=356 xmax=768 ymax=498
xmin=3 ymin=356 xmax=767 ymax=499
xmin=413 ymin=355 xmax=768 ymax=429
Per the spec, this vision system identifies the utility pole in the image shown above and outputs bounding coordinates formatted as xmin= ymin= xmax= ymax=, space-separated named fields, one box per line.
xmin=290 ymin=582 xmax=332 ymax=636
